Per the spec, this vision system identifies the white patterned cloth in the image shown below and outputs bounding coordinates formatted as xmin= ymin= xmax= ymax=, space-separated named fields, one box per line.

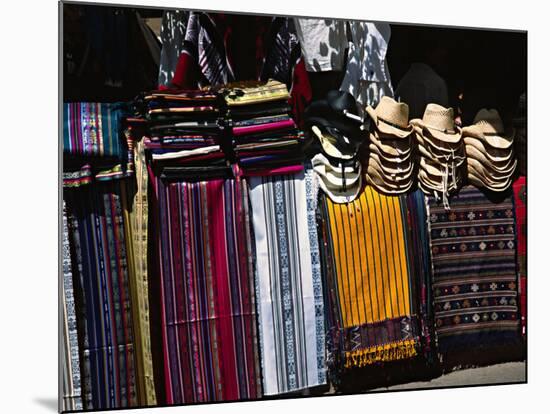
xmin=339 ymin=21 xmax=394 ymax=113
xmin=294 ymin=18 xmax=348 ymax=72
xmin=248 ymin=167 xmax=326 ymax=395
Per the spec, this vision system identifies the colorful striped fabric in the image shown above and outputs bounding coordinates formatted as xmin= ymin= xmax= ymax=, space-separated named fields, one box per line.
xmin=121 ymin=136 xmax=157 ymax=406
xmin=248 ymin=167 xmax=326 ymax=395
xmin=64 ymin=181 xmax=139 ymax=410
xmin=427 ymin=185 xmax=522 ymax=360
xmin=512 ymin=176 xmax=527 ymax=337
xmin=404 ymin=190 xmax=435 ymax=359
xmin=319 ymin=186 xmax=420 ymax=371
xmin=153 ymin=175 xmax=262 ymax=404
xmin=62 ymin=201 xmax=83 ymax=412
xmin=63 ymin=102 xmax=129 ymax=159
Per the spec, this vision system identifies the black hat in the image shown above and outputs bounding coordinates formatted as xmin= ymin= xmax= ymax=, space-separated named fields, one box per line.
xmin=304 ymin=90 xmax=363 ymax=142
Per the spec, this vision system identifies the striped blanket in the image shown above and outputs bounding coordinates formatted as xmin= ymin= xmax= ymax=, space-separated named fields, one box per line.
xmin=319 ymin=186 xmax=421 ymax=371
xmin=248 ymin=167 xmax=326 ymax=395
xmin=153 ymin=176 xmax=262 ymax=404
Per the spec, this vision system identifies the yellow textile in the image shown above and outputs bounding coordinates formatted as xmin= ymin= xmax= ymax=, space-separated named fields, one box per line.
xmin=223 ymin=79 xmax=290 ymax=106
xmin=326 ymin=186 xmax=415 ymax=366
xmin=121 ymin=138 xmax=157 ymax=406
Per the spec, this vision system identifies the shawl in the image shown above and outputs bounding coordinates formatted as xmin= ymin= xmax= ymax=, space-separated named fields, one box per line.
xmin=512 ymin=176 xmax=527 ymax=337
xmin=428 ymin=185 xmax=522 ymax=366
xmin=319 ymin=186 xmax=420 ymax=371
xmin=64 ymin=181 xmax=139 ymax=410
xmin=248 ymin=167 xmax=326 ymax=395
xmin=120 ymin=135 xmax=157 ymax=406
xmin=152 ymin=175 xmax=261 ymax=404
xmin=61 ymin=201 xmax=83 ymax=412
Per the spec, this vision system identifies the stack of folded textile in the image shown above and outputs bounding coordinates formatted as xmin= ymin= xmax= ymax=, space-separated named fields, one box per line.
xmin=364 ymin=96 xmax=415 ymax=194
xmin=462 ymin=109 xmax=517 ymax=192
xmin=411 ymin=104 xmax=466 ymax=209
xmin=144 ymin=89 xmax=230 ymax=179
xmin=223 ymin=79 xmax=307 ymax=176
xmin=304 ymin=90 xmax=364 ymax=203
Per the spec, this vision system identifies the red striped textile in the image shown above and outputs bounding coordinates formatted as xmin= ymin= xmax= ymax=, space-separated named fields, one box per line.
xmin=151 ymin=175 xmax=261 ymax=404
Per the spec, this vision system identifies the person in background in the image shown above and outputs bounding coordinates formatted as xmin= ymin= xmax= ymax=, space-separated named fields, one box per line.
xmin=395 ymin=39 xmax=449 ymax=119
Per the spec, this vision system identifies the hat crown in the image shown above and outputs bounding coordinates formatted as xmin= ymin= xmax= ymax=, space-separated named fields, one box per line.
xmin=375 ymin=96 xmax=410 ymax=128
xmin=473 ymin=109 xmax=505 ymax=134
xmin=422 ymin=104 xmax=455 ymax=131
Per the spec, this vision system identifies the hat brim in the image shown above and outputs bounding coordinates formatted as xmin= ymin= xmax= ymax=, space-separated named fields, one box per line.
xmin=368 ymin=154 xmax=414 ymax=179
xmin=467 ymin=158 xmax=516 ymax=183
xmin=366 ymin=165 xmax=414 ymax=193
xmin=463 ymin=125 xmax=515 ymax=149
xmin=370 ymin=131 xmax=411 ymax=156
xmin=468 ymin=170 xmax=512 ymax=192
xmin=463 ymin=137 xmax=513 ymax=162
xmin=366 ymin=106 xmax=413 ymax=139
xmin=317 ymin=174 xmax=363 ymax=203
xmin=316 ymin=131 xmax=357 ymax=160
xmin=465 ymin=145 xmax=517 ymax=173
xmin=305 ymin=116 xmax=361 ymax=141
xmin=313 ymin=164 xmax=362 ymax=187
xmin=368 ymin=143 xmax=411 ymax=163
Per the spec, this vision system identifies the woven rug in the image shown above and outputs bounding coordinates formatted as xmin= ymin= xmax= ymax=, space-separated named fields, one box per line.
xmin=153 ymin=176 xmax=261 ymax=404
xmin=248 ymin=167 xmax=326 ymax=395
xmin=319 ymin=185 xmax=421 ymax=372
xmin=427 ymin=185 xmax=522 ymax=365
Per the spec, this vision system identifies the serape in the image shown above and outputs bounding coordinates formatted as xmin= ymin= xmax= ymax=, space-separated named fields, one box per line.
xmin=65 ymin=181 xmax=139 ymax=410
xmin=428 ymin=185 xmax=522 ymax=363
xmin=153 ymin=176 xmax=261 ymax=404
xmin=512 ymin=176 xmax=527 ymax=337
xmin=248 ymin=167 xmax=326 ymax=395
xmin=62 ymin=201 xmax=83 ymax=412
xmin=319 ymin=186 xmax=420 ymax=370
xmin=63 ymin=102 xmax=129 ymax=159
xmin=120 ymin=136 xmax=157 ymax=406
xmin=404 ymin=190 xmax=435 ymax=358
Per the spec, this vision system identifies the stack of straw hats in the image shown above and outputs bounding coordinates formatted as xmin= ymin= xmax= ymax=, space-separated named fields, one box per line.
xmin=462 ymin=109 xmax=516 ymax=191
xmin=364 ymin=96 xmax=415 ymax=194
xmin=411 ymin=104 xmax=465 ymax=208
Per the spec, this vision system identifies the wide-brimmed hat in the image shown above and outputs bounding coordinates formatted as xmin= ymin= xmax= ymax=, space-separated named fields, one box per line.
xmin=414 ymin=123 xmax=464 ymax=154
xmin=411 ymin=104 xmax=462 ymax=144
xmin=462 ymin=109 xmax=515 ymax=149
xmin=368 ymin=153 xmax=414 ymax=179
xmin=370 ymin=130 xmax=412 ymax=157
xmin=463 ymin=137 xmax=513 ymax=162
xmin=368 ymin=142 xmax=411 ymax=163
xmin=366 ymin=165 xmax=414 ymax=194
xmin=468 ymin=171 xmax=512 ymax=192
xmin=310 ymin=125 xmax=358 ymax=160
xmin=304 ymin=90 xmax=363 ymax=141
xmin=467 ymin=158 xmax=516 ymax=182
xmin=465 ymin=144 xmax=517 ymax=174
xmin=365 ymin=96 xmax=413 ymax=139
xmin=312 ymin=153 xmax=362 ymax=187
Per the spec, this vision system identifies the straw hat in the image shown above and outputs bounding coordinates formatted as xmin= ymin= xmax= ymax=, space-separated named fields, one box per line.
xmin=365 ymin=96 xmax=413 ymax=138
xmin=370 ymin=130 xmax=412 ymax=157
xmin=366 ymin=165 xmax=414 ymax=194
xmin=368 ymin=142 xmax=411 ymax=163
xmin=462 ymin=109 xmax=515 ymax=149
xmin=467 ymin=171 xmax=512 ymax=192
xmin=463 ymin=137 xmax=513 ymax=162
xmin=411 ymin=104 xmax=462 ymax=144
xmin=368 ymin=153 xmax=414 ymax=179
xmin=467 ymin=158 xmax=516 ymax=182
xmin=465 ymin=144 xmax=517 ymax=174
